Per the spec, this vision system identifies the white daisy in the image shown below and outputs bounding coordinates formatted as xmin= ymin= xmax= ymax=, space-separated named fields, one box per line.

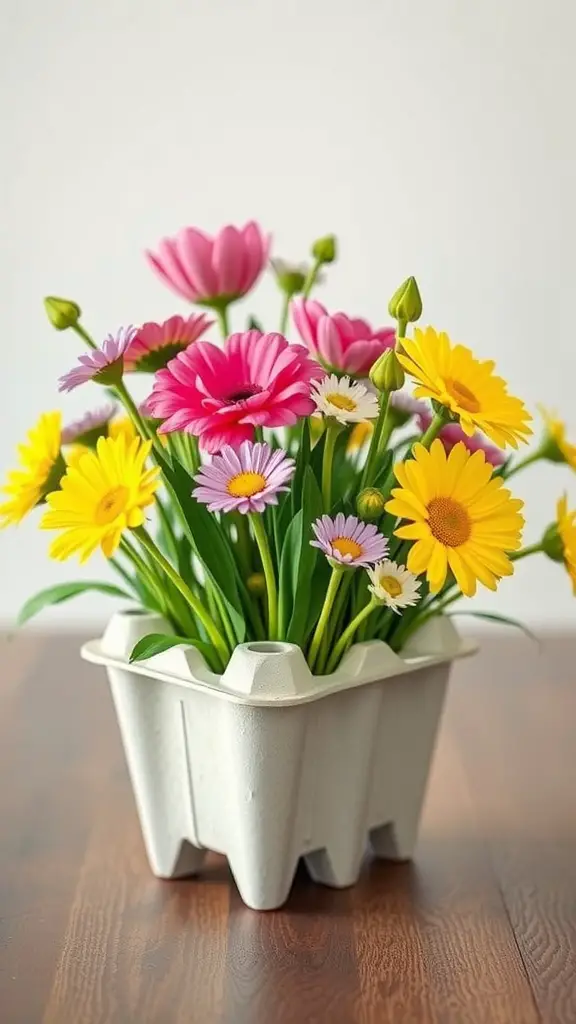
xmin=311 ymin=374 xmax=379 ymax=425
xmin=367 ymin=560 xmax=422 ymax=613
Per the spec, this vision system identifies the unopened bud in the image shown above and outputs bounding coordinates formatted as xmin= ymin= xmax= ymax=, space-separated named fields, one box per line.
xmin=311 ymin=234 xmax=337 ymax=264
xmin=541 ymin=523 xmax=564 ymax=563
xmin=44 ymin=296 xmax=82 ymax=331
xmin=270 ymin=259 xmax=307 ymax=297
xmin=388 ymin=276 xmax=422 ymax=324
xmin=247 ymin=572 xmax=266 ymax=596
xmin=357 ymin=487 xmax=387 ymax=521
xmin=369 ymin=350 xmax=405 ymax=393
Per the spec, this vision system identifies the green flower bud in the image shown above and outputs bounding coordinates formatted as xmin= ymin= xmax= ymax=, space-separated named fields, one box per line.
xmin=369 ymin=350 xmax=405 ymax=393
xmin=357 ymin=487 xmax=387 ymax=521
xmin=247 ymin=572 xmax=267 ymax=596
xmin=311 ymin=234 xmax=337 ymax=264
xmin=270 ymin=259 xmax=307 ymax=297
xmin=43 ymin=296 xmax=82 ymax=331
xmin=387 ymin=276 xmax=422 ymax=324
xmin=541 ymin=523 xmax=564 ymax=563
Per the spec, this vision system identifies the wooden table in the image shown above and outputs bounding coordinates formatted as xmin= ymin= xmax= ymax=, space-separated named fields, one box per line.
xmin=1 ymin=632 xmax=575 ymax=1024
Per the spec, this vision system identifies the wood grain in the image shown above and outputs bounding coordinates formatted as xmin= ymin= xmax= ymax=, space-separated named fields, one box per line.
xmin=0 ymin=630 xmax=575 ymax=1023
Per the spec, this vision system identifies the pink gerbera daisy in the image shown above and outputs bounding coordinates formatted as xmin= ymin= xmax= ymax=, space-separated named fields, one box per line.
xmin=193 ymin=440 xmax=295 ymax=514
xmin=147 ymin=330 xmax=321 ymax=453
xmin=292 ymin=299 xmax=396 ymax=376
xmin=311 ymin=513 xmax=388 ymax=567
xmin=58 ymin=326 xmax=135 ymax=393
xmin=124 ymin=313 xmax=213 ymax=372
xmin=61 ymin=403 xmax=117 ymax=445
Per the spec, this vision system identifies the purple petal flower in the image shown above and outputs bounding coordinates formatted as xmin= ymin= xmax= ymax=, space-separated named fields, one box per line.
xmin=58 ymin=326 xmax=136 ymax=393
xmin=311 ymin=513 xmax=388 ymax=567
xmin=61 ymin=403 xmax=117 ymax=444
xmin=193 ymin=440 xmax=295 ymax=514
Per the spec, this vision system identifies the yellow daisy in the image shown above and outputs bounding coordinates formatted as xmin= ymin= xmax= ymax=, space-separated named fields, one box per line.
xmin=41 ymin=433 xmax=159 ymax=562
xmin=108 ymin=415 xmax=138 ymax=444
xmin=397 ymin=327 xmax=532 ymax=449
xmin=0 ymin=412 xmax=63 ymax=527
xmin=539 ymin=407 xmax=576 ymax=469
xmin=385 ymin=440 xmax=524 ymax=596
xmin=556 ymin=495 xmax=576 ymax=593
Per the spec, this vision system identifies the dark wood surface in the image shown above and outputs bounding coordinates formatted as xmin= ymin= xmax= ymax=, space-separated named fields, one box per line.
xmin=0 ymin=631 xmax=575 ymax=1024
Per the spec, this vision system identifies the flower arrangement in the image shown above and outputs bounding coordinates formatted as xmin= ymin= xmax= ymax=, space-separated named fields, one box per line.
xmin=3 ymin=222 xmax=575 ymax=674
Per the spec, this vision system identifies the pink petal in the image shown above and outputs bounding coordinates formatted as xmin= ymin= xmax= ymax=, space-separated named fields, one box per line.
xmin=176 ymin=228 xmax=218 ymax=299
xmin=317 ymin=316 xmax=344 ymax=368
xmin=213 ymin=225 xmax=246 ymax=296
xmin=342 ymin=339 xmax=385 ymax=375
xmin=238 ymin=222 xmax=268 ymax=294
xmin=148 ymin=240 xmax=198 ymax=301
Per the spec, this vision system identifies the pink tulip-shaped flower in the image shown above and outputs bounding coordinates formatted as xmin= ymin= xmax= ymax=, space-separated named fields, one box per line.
xmin=147 ymin=330 xmax=321 ymax=453
xmin=145 ymin=222 xmax=270 ymax=306
xmin=292 ymin=299 xmax=396 ymax=376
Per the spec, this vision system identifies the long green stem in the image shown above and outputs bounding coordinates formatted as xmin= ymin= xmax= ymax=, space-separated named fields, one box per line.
xmin=510 ymin=543 xmax=543 ymax=561
xmin=394 ymin=590 xmax=461 ymax=649
xmin=302 ymin=258 xmax=322 ymax=299
xmin=361 ymin=394 xmax=390 ymax=489
xmin=321 ymin=421 xmax=339 ymax=509
xmin=250 ymin=513 xmax=278 ymax=639
xmin=419 ymin=411 xmax=448 ymax=449
xmin=503 ymin=451 xmax=542 ymax=480
xmin=155 ymin=492 xmax=180 ymax=564
xmin=215 ymin=304 xmax=230 ymax=339
xmin=72 ymin=322 xmax=97 ymax=350
xmin=115 ymin=381 xmax=151 ymax=440
xmin=133 ymin=526 xmax=230 ymax=668
xmin=325 ymin=597 xmax=378 ymax=674
xmin=279 ymin=292 xmax=291 ymax=334
xmin=308 ymin=566 xmax=344 ymax=672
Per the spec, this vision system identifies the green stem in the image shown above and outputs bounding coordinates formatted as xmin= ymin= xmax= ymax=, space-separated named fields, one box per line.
xmin=133 ymin=526 xmax=230 ymax=668
xmin=155 ymin=493 xmax=180 ymax=564
xmin=279 ymin=292 xmax=291 ymax=334
xmin=419 ymin=410 xmax=448 ymax=450
xmin=510 ymin=543 xmax=543 ymax=561
xmin=250 ymin=513 xmax=278 ymax=639
xmin=308 ymin=566 xmax=344 ymax=672
xmin=503 ymin=451 xmax=542 ymax=480
xmin=394 ymin=590 xmax=462 ymax=650
xmin=115 ymin=381 xmax=151 ymax=441
xmin=361 ymin=394 xmax=390 ymax=489
xmin=215 ymin=304 xmax=230 ymax=339
xmin=325 ymin=597 xmax=378 ymax=674
xmin=302 ymin=258 xmax=322 ymax=299
xmin=322 ymin=421 xmax=339 ymax=509
xmin=72 ymin=322 xmax=97 ymax=350
xmin=376 ymin=405 xmax=395 ymax=457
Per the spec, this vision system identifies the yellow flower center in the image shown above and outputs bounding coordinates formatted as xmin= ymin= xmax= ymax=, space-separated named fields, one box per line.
xmin=444 ymin=378 xmax=480 ymax=414
xmin=332 ymin=537 xmax=363 ymax=559
xmin=428 ymin=497 xmax=471 ymax=547
xmin=227 ymin=471 xmax=267 ymax=498
xmin=378 ymin=575 xmax=403 ymax=598
xmin=95 ymin=485 xmax=129 ymax=524
xmin=327 ymin=392 xmax=357 ymax=412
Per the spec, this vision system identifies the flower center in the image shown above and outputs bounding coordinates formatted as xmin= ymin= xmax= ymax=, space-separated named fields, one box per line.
xmin=326 ymin=392 xmax=357 ymax=412
xmin=428 ymin=496 xmax=471 ymax=547
xmin=444 ymin=378 xmax=480 ymax=414
xmin=95 ymin=485 xmax=129 ymax=524
xmin=227 ymin=471 xmax=267 ymax=498
xmin=225 ymin=384 xmax=262 ymax=404
xmin=332 ymin=537 xmax=363 ymax=559
xmin=378 ymin=575 xmax=403 ymax=598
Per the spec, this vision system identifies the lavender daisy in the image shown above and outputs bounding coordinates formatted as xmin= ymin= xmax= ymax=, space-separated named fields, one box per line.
xmin=61 ymin=403 xmax=117 ymax=446
xmin=193 ymin=441 xmax=295 ymax=515
xmin=58 ymin=326 xmax=136 ymax=393
xmin=311 ymin=513 xmax=388 ymax=567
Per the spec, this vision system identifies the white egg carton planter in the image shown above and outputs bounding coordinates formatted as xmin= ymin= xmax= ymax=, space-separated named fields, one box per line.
xmin=82 ymin=610 xmax=475 ymax=911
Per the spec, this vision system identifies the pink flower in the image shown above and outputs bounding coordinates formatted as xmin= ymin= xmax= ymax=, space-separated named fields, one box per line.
xmin=292 ymin=299 xmax=396 ymax=376
xmin=311 ymin=513 xmax=388 ymax=567
xmin=147 ymin=330 xmax=321 ymax=453
xmin=193 ymin=440 xmax=295 ymax=514
xmin=58 ymin=327 xmax=135 ymax=392
xmin=416 ymin=408 xmax=505 ymax=467
xmin=145 ymin=222 xmax=270 ymax=305
xmin=124 ymin=313 xmax=213 ymax=372
xmin=62 ymin=403 xmax=117 ymax=444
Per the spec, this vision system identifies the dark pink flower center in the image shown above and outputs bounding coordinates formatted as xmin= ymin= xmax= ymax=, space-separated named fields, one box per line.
xmin=224 ymin=384 xmax=262 ymax=404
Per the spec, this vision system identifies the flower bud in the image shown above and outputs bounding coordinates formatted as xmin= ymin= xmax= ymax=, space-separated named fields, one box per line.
xmin=541 ymin=523 xmax=564 ymax=563
xmin=311 ymin=234 xmax=337 ymax=264
xmin=357 ymin=487 xmax=387 ymax=521
xmin=387 ymin=276 xmax=422 ymax=324
xmin=369 ymin=350 xmax=405 ymax=393
xmin=270 ymin=258 xmax=307 ymax=297
xmin=43 ymin=296 xmax=82 ymax=331
xmin=247 ymin=572 xmax=267 ymax=596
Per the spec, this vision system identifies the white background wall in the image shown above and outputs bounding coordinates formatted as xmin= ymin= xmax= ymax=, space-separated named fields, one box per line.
xmin=2 ymin=0 xmax=576 ymax=629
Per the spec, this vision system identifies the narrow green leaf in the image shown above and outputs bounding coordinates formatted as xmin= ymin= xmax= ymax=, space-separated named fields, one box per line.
xmin=18 ymin=581 xmax=131 ymax=627
xmin=447 ymin=610 xmax=540 ymax=644
xmin=129 ymin=632 xmax=216 ymax=664
xmin=277 ymin=511 xmax=302 ymax=639
xmin=372 ymin=450 xmax=394 ymax=489
xmin=291 ymin=419 xmax=311 ymax=517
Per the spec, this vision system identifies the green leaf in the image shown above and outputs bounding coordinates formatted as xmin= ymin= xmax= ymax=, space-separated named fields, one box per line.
xmin=372 ymin=450 xmax=394 ymax=489
xmin=18 ymin=581 xmax=131 ymax=626
xmin=129 ymin=632 xmax=216 ymax=664
xmin=291 ymin=419 xmax=311 ymax=517
xmin=447 ymin=610 xmax=540 ymax=644
xmin=283 ymin=468 xmax=323 ymax=644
